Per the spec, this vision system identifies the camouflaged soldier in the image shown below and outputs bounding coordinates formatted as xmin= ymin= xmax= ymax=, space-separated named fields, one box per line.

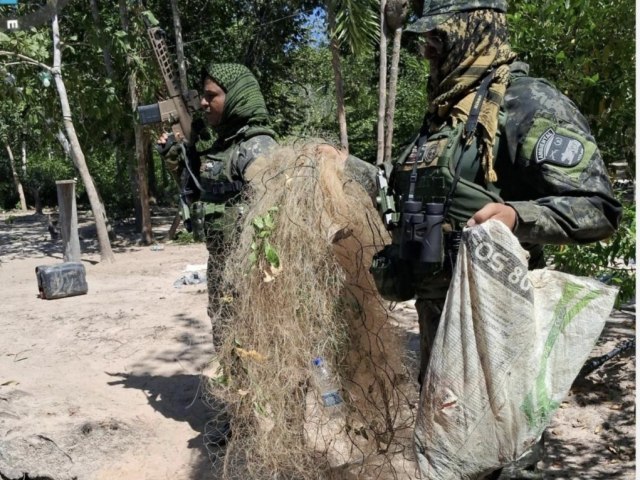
xmin=372 ymin=0 xmax=621 ymax=477
xmin=159 ymin=63 xmax=277 ymax=341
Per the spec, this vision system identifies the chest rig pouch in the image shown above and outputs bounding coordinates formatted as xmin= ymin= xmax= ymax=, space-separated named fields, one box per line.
xmin=185 ymin=128 xmax=270 ymax=242
xmin=371 ymin=71 xmax=503 ymax=301
xmin=188 ymin=147 xmax=242 ymax=242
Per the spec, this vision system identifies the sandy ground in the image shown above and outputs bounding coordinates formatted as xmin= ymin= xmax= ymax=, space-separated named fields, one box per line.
xmin=0 ymin=209 xmax=635 ymax=480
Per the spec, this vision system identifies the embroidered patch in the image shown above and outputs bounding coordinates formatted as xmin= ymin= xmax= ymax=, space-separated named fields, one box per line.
xmin=417 ymin=139 xmax=446 ymax=167
xmin=534 ymin=128 xmax=585 ymax=167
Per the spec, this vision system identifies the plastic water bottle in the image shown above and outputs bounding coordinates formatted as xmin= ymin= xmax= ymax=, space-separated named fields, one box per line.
xmin=311 ymin=357 xmax=344 ymax=409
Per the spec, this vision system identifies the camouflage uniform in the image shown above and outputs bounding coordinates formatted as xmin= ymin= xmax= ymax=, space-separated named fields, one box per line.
xmin=402 ymin=59 xmax=622 ymax=379
xmin=397 ymin=3 xmax=621 ymax=477
xmin=399 ymin=0 xmax=621 ymax=386
xmin=165 ymin=63 xmax=276 ymax=343
xmin=197 ymin=130 xmax=276 ymax=342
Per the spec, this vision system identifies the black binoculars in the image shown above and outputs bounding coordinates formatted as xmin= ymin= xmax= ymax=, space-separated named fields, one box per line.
xmin=397 ymin=200 xmax=445 ymax=265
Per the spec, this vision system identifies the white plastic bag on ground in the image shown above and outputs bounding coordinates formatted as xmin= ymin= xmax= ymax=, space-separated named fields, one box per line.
xmin=415 ymin=220 xmax=618 ymax=479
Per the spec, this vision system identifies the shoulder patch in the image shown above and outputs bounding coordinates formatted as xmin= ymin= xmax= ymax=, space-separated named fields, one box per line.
xmin=534 ymin=128 xmax=585 ymax=167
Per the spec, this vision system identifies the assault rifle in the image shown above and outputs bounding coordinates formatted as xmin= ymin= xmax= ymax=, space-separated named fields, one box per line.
xmin=137 ymin=10 xmax=205 ymax=232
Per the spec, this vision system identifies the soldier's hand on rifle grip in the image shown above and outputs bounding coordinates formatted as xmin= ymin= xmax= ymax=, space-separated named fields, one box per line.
xmin=156 ymin=131 xmax=178 ymax=155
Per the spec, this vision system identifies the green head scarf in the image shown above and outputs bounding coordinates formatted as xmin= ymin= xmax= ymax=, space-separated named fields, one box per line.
xmin=202 ymin=63 xmax=270 ymax=140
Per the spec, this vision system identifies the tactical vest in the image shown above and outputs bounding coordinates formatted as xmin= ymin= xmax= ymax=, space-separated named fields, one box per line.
xmin=373 ymin=70 xmax=513 ymax=301
xmin=190 ymin=126 xmax=275 ymax=242
xmin=386 ymin=112 xmax=507 ymax=300
xmin=391 ymin=111 xmax=506 ymax=233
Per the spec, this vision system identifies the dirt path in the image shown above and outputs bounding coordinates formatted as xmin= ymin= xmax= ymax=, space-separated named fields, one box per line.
xmin=1 ymin=211 xmax=214 ymax=479
xmin=0 ymin=210 xmax=635 ymax=479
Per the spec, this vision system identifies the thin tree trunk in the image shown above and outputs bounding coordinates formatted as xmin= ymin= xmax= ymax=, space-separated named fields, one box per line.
xmin=135 ymin=125 xmax=152 ymax=244
xmin=32 ymin=187 xmax=42 ymax=214
xmin=56 ymin=129 xmax=71 ymax=156
xmin=20 ymin=139 xmax=27 ymax=175
xmin=376 ymin=0 xmax=388 ymax=166
xmin=6 ymin=144 xmax=27 ymax=211
xmin=51 ymin=14 xmax=115 ymax=262
xmin=120 ymin=0 xmax=152 ymax=244
xmin=170 ymin=0 xmax=189 ymax=96
xmin=327 ymin=5 xmax=349 ymax=153
xmin=147 ymin=141 xmax=157 ymax=200
xmin=384 ymin=27 xmax=402 ymax=164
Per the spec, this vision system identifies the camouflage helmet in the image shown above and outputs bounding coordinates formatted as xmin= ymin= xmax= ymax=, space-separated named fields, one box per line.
xmin=406 ymin=0 xmax=508 ymax=33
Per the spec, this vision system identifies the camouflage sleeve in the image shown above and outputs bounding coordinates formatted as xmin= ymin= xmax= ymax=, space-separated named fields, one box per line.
xmin=234 ymin=135 xmax=277 ymax=182
xmin=162 ymin=143 xmax=184 ymax=183
xmin=503 ymin=77 xmax=622 ymax=245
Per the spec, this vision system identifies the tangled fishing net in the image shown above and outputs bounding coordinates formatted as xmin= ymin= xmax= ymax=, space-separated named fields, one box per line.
xmin=203 ymin=141 xmax=419 ymax=479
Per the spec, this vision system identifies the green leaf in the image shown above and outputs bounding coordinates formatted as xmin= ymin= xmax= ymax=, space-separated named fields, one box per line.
xmin=264 ymin=242 xmax=280 ymax=268
xmin=253 ymin=216 xmax=264 ymax=230
xmin=263 ymin=213 xmax=274 ymax=229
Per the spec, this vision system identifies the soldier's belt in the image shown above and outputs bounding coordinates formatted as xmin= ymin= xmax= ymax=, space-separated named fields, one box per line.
xmin=199 ymin=179 xmax=243 ymax=202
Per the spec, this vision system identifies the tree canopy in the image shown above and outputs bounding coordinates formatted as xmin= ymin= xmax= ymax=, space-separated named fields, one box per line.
xmin=0 ymin=0 xmax=634 ymax=212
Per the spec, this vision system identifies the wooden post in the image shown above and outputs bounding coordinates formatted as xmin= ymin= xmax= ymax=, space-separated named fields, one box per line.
xmin=56 ymin=180 xmax=81 ymax=262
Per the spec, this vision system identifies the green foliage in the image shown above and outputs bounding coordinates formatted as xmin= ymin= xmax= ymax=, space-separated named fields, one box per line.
xmin=329 ymin=0 xmax=379 ymax=53
xmin=340 ymin=47 xmax=428 ymax=163
xmin=249 ymin=207 xmax=280 ymax=269
xmin=545 ymin=190 xmax=636 ymax=307
xmin=83 ymin=145 xmax=133 ymax=217
xmin=174 ymin=230 xmax=195 ymax=244
xmin=21 ymin=151 xmax=75 ymax=206
xmin=269 ymin=45 xmax=336 ymax=138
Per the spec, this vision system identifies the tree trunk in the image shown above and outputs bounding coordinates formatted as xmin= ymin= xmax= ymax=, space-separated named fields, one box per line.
xmin=327 ymin=5 xmax=349 ymax=153
xmin=147 ymin=141 xmax=157 ymax=200
xmin=5 ymin=144 xmax=27 ymax=211
xmin=135 ymin=125 xmax=152 ymax=244
xmin=32 ymin=187 xmax=42 ymax=214
xmin=56 ymin=129 xmax=71 ymax=156
xmin=170 ymin=0 xmax=189 ymax=96
xmin=20 ymin=139 xmax=27 ymax=175
xmin=51 ymin=14 xmax=115 ymax=262
xmin=384 ymin=27 xmax=403 ymax=164
xmin=376 ymin=0 xmax=388 ymax=166
xmin=120 ymin=0 xmax=152 ymax=245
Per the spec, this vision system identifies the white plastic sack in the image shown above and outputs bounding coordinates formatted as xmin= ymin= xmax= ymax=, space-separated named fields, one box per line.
xmin=415 ymin=220 xmax=618 ymax=479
